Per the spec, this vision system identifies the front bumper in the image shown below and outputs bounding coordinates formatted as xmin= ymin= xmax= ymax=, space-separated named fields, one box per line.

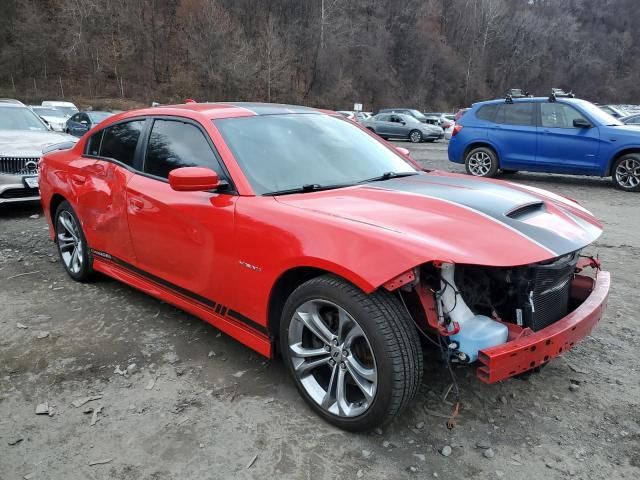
xmin=477 ymin=270 xmax=610 ymax=383
xmin=0 ymin=174 xmax=40 ymax=203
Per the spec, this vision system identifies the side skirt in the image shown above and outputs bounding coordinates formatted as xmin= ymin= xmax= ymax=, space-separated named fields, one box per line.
xmin=92 ymin=256 xmax=273 ymax=358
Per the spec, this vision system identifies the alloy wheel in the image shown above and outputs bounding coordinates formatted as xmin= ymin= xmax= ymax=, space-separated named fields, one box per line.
xmin=615 ymin=157 xmax=640 ymax=189
xmin=56 ymin=211 xmax=83 ymax=274
xmin=467 ymin=151 xmax=493 ymax=176
xmin=410 ymin=131 xmax=421 ymax=143
xmin=288 ymin=299 xmax=377 ymax=417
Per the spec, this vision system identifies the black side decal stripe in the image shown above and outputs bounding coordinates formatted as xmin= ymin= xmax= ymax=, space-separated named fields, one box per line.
xmin=92 ymin=250 xmax=269 ymax=337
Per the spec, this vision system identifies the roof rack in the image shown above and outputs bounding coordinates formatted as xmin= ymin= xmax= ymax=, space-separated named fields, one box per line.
xmin=505 ymin=89 xmax=531 ymax=104
xmin=549 ymin=88 xmax=575 ymax=102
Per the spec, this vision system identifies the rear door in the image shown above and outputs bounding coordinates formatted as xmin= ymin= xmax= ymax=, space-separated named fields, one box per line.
xmin=536 ymin=102 xmax=600 ymax=173
xmin=125 ymin=118 xmax=237 ymax=302
xmin=79 ymin=119 xmax=146 ymax=263
xmin=487 ymin=102 xmax=537 ymax=169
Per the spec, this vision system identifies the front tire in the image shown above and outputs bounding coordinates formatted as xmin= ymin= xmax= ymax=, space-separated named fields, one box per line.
xmin=409 ymin=130 xmax=422 ymax=143
xmin=54 ymin=201 xmax=94 ymax=282
xmin=612 ymin=154 xmax=640 ymax=191
xmin=280 ymin=274 xmax=423 ymax=431
xmin=465 ymin=146 xmax=499 ymax=177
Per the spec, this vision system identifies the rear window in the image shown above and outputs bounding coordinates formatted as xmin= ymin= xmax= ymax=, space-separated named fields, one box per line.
xmin=88 ymin=120 xmax=145 ymax=166
xmin=495 ymin=103 xmax=535 ymax=126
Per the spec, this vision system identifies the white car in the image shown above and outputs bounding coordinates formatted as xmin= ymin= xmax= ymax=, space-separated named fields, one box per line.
xmin=41 ymin=100 xmax=79 ymax=117
xmin=31 ymin=106 xmax=69 ymax=132
xmin=0 ymin=100 xmax=77 ymax=204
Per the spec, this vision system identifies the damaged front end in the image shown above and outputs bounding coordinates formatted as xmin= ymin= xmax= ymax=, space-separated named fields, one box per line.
xmin=386 ymin=254 xmax=609 ymax=383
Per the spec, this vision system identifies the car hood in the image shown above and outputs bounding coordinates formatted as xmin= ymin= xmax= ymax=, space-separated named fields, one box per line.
xmin=606 ymin=124 xmax=640 ymax=137
xmin=275 ymin=172 xmax=602 ymax=267
xmin=0 ymin=130 xmax=77 ymax=157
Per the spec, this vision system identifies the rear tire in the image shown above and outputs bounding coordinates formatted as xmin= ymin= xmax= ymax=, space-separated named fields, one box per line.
xmin=279 ymin=274 xmax=423 ymax=431
xmin=54 ymin=201 xmax=94 ymax=282
xmin=611 ymin=154 xmax=640 ymax=191
xmin=465 ymin=146 xmax=499 ymax=178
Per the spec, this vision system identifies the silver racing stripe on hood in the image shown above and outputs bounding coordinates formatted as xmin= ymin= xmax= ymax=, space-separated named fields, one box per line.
xmin=369 ymin=175 xmax=601 ymax=257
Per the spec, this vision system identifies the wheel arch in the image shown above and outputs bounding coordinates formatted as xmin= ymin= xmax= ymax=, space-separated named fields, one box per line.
xmin=606 ymin=147 xmax=640 ymax=176
xmin=463 ymin=141 xmax=500 ymax=165
xmin=48 ymin=193 xmax=68 ymax=239
xmin=266 ymin=263 xmax=380 ymax=350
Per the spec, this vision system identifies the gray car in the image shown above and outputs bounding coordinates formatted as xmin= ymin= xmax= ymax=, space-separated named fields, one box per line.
xmin=0 ymin=100 xmax=77 ymax=204
xmin=362 ymin=113 xmax=444 ymax=143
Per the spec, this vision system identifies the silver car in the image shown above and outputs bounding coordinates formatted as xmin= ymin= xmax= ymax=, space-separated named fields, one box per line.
xmin=362 ymin=113 xmax=444 ymax=143
xmin=0 ymin=100 xmax=77 ymax=204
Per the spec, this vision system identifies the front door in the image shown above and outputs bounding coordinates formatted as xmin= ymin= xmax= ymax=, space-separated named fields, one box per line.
xmin=125 ymin=118 xmax=237 ymax=303
xmin=536 ymin=102 xmax=601 ymax=173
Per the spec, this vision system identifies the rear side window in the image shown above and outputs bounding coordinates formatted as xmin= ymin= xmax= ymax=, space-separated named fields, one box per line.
xmin=476 ymin=105 xmax=498 ymax=122
xmin=86 ymin=130 xmax=103 ymax=156
xmin=143 ymin=119 xmax=224 ymax=179
xmin=495 ymin=103 xmax=535 ymax=126
xmin=99 ymin=121 xmax=145 ymax=166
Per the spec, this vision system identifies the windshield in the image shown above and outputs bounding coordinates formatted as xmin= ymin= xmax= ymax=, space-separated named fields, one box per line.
xmin=577 ymin=100 xmax=623 ymax=126
xmin=52 ymin=106 xmax=78 ymax=116
xmin=214 ymin=113 xmax=416 ymax=194
xmin=403 ymin=115 xmax=421 ymax=124
xmin=408 ymin=109 xmax=427 ymax=120
xmin=0 ymin=106 xmax=49 ymax=131
xmin=33 ymin=107 xmax=67 ymax=118
xmin=88 ymin=112 xmax=112 ymax=122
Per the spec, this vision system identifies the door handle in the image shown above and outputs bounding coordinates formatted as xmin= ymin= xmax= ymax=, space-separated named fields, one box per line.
xmin=70 ymin=174 xmax=86 ymax=185
xmin=129 ymin=198 xmax=144 ymax=211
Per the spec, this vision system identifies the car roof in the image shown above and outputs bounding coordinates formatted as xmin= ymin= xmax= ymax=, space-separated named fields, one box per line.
xmin=107 ymin=102 xmax=327 ymax=123
xmin=0 ymin=99 xmax=27 ymax=107
xmin=473 ymin=97 xmax=586 ymax=107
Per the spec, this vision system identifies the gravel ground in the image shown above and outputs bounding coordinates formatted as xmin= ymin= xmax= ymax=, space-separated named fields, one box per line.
xmin=1 ymin=141 xmax=638 ymax=480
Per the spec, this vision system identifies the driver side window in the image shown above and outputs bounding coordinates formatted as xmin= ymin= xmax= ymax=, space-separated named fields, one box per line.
xmin=541 ymin=103 xmax=587 ymax=128
xmin=143 ymin=119 xmax=225 ymax=180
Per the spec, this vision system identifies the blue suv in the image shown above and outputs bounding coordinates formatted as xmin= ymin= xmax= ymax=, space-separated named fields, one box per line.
xmin=448 ymin=94 xmax=640 ymax=191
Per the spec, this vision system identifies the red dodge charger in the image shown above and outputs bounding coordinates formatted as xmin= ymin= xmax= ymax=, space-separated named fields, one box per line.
xmin=39 ymin=102 xmax=609 ymax=431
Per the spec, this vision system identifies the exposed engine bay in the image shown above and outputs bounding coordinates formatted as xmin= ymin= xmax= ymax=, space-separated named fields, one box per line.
xmin=454 ymin=250 xmax=580 ymax=332
xmin=412 ymin=251 xmax=584 ymax=364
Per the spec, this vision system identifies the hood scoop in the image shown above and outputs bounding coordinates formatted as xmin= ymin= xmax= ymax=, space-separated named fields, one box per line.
xmin=505 ymin=201 xmax=545 ymax=220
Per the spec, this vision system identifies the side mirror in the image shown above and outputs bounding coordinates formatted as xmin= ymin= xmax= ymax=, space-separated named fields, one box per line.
xmin=395 ymin=147 xmax=411 ymax=157
xmin=573 ymin=118 xmax=592 ymax=128
xmin=169 ymin=167 xmax=220 ymax=192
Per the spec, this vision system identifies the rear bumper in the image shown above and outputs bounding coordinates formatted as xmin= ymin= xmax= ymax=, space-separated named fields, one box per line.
xmin=477 ymin=271 xmax=610 ymax=383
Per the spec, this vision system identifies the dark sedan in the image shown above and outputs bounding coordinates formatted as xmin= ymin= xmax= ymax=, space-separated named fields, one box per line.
xmin=66 ymin=111 xmax=114 ymax=137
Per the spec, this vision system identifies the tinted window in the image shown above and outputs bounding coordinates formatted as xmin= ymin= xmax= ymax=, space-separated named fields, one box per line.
xmin=476 ymin=104 xmax=498 ymax=121
xmin=628 ymin=115 xmax=640 ymax=125
xmin=144 ymin=120 xmax=223 ymax=179
xmin=496 ymin=103 xmax=535 ymax=126
xmin=541 ymin=103 xmax=587 ymax=128
xmin=86 ymin=130 xmax=103 ymax=156
xmin=99 ymin=120 xmax=145 ymax=166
